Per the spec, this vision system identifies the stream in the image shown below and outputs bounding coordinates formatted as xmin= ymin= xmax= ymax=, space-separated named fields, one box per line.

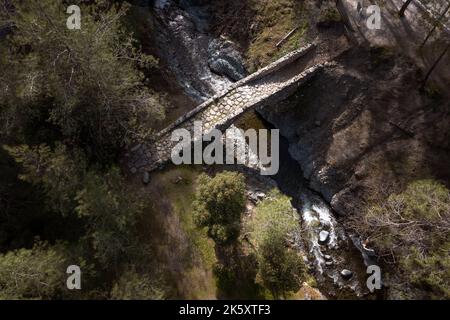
xmin=149 ymin=0 xmax=371 ymax=299
xmin=152 ymin=0 xmax=247 ymax=103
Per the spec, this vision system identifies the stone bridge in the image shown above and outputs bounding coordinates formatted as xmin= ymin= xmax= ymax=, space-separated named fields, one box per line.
xmin=127 ymin=43 xmax=333 ymax=174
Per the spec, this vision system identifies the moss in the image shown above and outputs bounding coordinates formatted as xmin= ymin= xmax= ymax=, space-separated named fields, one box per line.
xmin=318 ymin=7 xmax=342 ymax=25
xmin=246 ymin=0 xmax=309 ymax=71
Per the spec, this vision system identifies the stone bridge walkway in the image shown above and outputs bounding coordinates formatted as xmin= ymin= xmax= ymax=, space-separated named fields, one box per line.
xmin=127 ymin=43 xmax=334 ymax=173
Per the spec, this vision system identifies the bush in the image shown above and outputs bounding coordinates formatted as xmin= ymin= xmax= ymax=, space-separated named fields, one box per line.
xmin=213 ymin=247 xmax=263 ymax=299
xmin=0 ymin=0 xmax=165 ymax=161
xmin=75 ymin=168 xmax=146 ymax=268
xmin=351 ymin=179 xmax=450 ymax=299
xmin=5 ymin=144 xmax=86 ymax=217
xmin=257 ymin=232 xmax=305 ymax=299
xmin=193 ymin=172 xmax=246 ymax=245
xmin=250 ymin=190 xmax=306 ymax=299
xmin=110 ymin=268 xmax=165 ymax=300
xmin=0 ymin=241 xmax=88 ymax=299
xmin=250 ymin=190 xmax=299 ymax=246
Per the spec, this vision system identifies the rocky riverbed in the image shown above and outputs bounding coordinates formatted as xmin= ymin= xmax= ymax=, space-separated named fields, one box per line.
xmin=152 ymin=0 xmax=248 ymax=102
xmin=233 ymin=112 xmax=371 ymax=299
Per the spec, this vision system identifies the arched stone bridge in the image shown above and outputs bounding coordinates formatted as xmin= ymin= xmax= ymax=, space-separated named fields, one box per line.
xmin=127 ymin=43 xmax=333 ymax=173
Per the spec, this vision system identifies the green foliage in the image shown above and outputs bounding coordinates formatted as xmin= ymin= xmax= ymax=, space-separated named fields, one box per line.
xmin=213 ymin=247 xmax=264 ymax=299
xmin=0 ymin=145 xmax=60 ymax=250
xmin=318 ymin=7 xmax=342 ymax=25
xmin=5 ymin=144 xmax=86 ymax=216
xmin=401 ymin=245 xmax=450 ymax=299
xmin=0 ymin=241 xmax=78 ymax=299
xmin=353 ymin=179 xmax=450 ymax=299
xmin=0 ymin=0 xmax=168 ymax=299
xmin=250 ymin=190 xmax=305 ymax=299
xmin=2 ymin=142 xmax=156 ymax=296
xmin=0 ymin=144 xmax=156 ymax=298
xmin=0 ymin=0 xmax=165 ymax=160
xmin=251 ymin=190 xmax=299 ymax=245
xmin=246 ymin=0 xmax=306 ymax=71
xmin=193 ymin=172 xmax=246 ymax=244
xmin=110 ymin=268 xmax=165 ymax=300
xmin=75 ymin=167 xmax=144 ymax=267
xmin=257 ymin=233 xmax=305 ymax=299
xmin=362 ymin=180 xmax=450 ymax=253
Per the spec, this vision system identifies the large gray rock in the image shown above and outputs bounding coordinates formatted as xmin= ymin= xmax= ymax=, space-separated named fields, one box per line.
xmin=318 ymin=230 xmax=330 ymax=245
xmin=208 ymin=38 xmax=248 ymax=82
xmin=142 ymin=171 xmax=151 ymax=185
xmin=209 ymin=58 xmax=246 ymax=82
xmin=340 ymin=269 xmax=353 ymax=280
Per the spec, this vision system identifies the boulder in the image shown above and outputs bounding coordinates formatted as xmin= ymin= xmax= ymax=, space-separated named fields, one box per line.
xmin=142 ymin=171 xmax=150 ymax=185
xmin=340 ymin=269 xmax=353 ymax=280
xmin=247 ymin=190 xmax=266 ymax=204
xmin=318 ymin=230 xmax=330 ymax=245
xmin=208 ymin=38 xmax=248 ymax=82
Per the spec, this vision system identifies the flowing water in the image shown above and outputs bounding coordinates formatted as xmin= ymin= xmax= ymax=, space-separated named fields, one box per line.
xmin=152 ymin=0 xmax=247 ymax=103
xmin=235 ymin=111 xmax=370 ymax=299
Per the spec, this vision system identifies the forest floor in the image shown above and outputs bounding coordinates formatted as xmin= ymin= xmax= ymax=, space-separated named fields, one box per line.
xmin=135 ymin=165 xmax=217 ymax=299
xmin=341 ymin=0 xmax=450 ymax=96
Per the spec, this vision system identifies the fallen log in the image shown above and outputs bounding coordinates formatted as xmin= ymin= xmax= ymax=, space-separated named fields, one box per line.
xmin=276 ymin=26 xmax=299 ymax=48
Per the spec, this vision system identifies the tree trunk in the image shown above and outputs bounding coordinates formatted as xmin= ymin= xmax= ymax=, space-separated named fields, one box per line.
xmin=421 ymin=2 xmax=450 ymax=48
xmin=399 ymin=0 xmax=414 ymax=17
xmin=422 ymin=42 xmax=450 ymax=88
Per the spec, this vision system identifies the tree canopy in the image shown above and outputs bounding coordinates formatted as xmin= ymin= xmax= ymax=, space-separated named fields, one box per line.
xmin=250 ymin=191 xmax=306 ymax=299
xmin=193 ymin=172 xmax=246 ymax=244
xmin=351 ymin=180 xmax=450 ymax=299
xmin=0 ymin=0 xmax=165 ymax=160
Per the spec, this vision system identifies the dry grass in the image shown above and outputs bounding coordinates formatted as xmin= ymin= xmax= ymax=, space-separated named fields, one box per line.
xmin=139 ymin=166 xmax=217 ymax=299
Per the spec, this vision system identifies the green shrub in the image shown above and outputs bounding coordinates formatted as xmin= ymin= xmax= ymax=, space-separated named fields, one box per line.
xmin=0 ymin=241 xmax=89 ymax=299
xmin=352 ymin=179 xmax=450 ymax=299
xmin=250 ymin=190 xmax=306 ymax=299
xmin=193 ymin=172 xmax=246 ymax=245
xmin=110 ymin=268 xmax=165 ymax=300
xmin=0 ymin=0 xmax=165 ymax=161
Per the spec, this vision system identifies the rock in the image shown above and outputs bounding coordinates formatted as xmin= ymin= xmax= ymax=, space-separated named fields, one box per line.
xmin=173 ymin=176 xmax=183 ymax=184
xmin=318 ymin=230 xmax=330 ymax=245
xmin=324 ymin=254 xmax=332 ymax=261
xmin=208 ymin=38 xmax=248 ymax=82
xmin=255 ymin=191 xmax=265 ymax=200
xmin=142 ymin=171 xmax=150 ymax=185
xmin=315 ymin=120 xmax=321 ymax=127
xmin=350 ymin=235 xmax=378 ymax=267
xmin=209 ymin=59 xmax=246 ymax=82
xmin=340 ymin=269 xmax=353 ymax=280
xmin=130 ymin=167 xmax=137 ymax=174
xmin=247 ymin=190 xmax=266 ymax=204
xmin=325 ymin=261 xmax=333 ymax=266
